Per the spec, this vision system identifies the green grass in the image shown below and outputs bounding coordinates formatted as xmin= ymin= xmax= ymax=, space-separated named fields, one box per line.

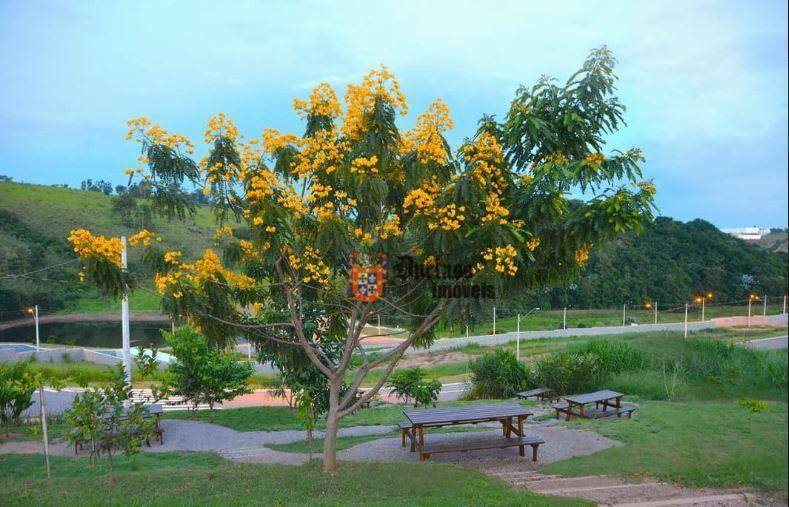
xmin=0 ymin=453 xmax=580 ymax=506
xmin=542 ymin=400 xmax=788 ymax=494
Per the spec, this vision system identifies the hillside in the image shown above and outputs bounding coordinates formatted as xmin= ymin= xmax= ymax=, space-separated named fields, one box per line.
xmin=0 ymin=181 xmax=220 ymax=319
xmin=0 ymin=182 xmax=786 ymax=321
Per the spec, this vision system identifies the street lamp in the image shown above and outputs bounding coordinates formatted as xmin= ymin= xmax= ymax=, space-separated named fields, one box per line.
xmin=27 ymin=305 xmax=40 ymax=351
xmin=748 ymin=294 xmax=759 ymax=328
xmin=694 ymin=293 xmax=713 ymax=322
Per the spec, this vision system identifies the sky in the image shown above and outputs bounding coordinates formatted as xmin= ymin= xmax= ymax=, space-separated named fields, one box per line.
xmin=1 ymin=0 xmax=787 ymax=228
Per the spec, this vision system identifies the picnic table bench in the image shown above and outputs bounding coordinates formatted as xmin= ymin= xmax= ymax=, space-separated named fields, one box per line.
xmin=401 ymin=403 xmax=544 ymax=461
xmin=516 ymin=387 xmax=556 ymax=401
xmin=553 ymin=390 xmax=636 ymax=420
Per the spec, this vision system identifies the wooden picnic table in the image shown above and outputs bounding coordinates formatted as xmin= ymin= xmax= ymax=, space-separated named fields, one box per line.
xmin=560 ymin=390 xmax=623 ymax=420
xmin=402 ymin=403 xmax=541 ymax=460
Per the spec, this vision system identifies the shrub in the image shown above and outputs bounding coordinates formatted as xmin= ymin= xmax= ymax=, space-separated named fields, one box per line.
xmin=165 ymin=326 xmax=253 ymax=410
xmin=531 ymin=340 xmax=646 ymax=395
xmin=0 ymin=360 xmax=39 ymax=435
xmin=466 ymin=350 xmax=529 ymax=399
xmin=388 ymin=367 xmax=441 ymax=407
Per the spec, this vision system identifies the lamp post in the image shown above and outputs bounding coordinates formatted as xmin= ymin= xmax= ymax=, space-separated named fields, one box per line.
xmin=748 ymin=294 xmax=758 ymax=328
xmin=763 ymin=294 xmax=767 ymax=317
xmin=27 ymin=305 xmax=40 ymax=351
xmin=684 ymin=303 xmax=689 ymax=339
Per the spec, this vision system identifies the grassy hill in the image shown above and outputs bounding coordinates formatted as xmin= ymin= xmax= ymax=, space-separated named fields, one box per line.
xmin=1 ymin=181 xmax=786 ymax=322
xmin=0 ymin=181 xmax=220 ymax=318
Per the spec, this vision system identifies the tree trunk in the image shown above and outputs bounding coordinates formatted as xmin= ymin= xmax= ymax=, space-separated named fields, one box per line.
xmin=322 ymin=381 xmax=340 ymax=474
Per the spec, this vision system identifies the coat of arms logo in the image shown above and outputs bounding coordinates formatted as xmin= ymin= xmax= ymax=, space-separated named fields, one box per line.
xmin=349 ymin=253 xmax=387 ymax=302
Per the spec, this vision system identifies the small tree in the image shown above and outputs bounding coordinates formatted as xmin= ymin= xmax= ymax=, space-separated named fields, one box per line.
xmin=0 ymin=360 xmax=38 ymax=436
xmin=65 ymin=366 xmax=155 ymax=477
xmin=388 ymin=367 xmax=441 ymax=407
xmin=165 ymin=326 xmax=253 ymax=410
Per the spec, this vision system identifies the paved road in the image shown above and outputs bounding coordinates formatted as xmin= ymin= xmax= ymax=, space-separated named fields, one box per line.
xmin=745 ymin=336 xmax=788 ymax=350
xmin=404 ymin=314 xmax=789 ymax=355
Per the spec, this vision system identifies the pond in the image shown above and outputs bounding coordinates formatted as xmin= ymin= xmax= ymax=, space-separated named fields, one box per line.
xmin=0 ymin=321 xmax=169 ymax=348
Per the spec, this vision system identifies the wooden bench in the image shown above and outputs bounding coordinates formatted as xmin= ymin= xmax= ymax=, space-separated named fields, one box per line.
xmin=418 ymin=434 xmax=545 ymax=461
xmin=554 ymin=402 xmax=637 ymax=420
xmin=616 ymin=406 xmax=637 ymax=418
xmin=553 ymin=402 xmax=571 ymax=419
xmin=516 ymin=387 xmax=555 ymax=401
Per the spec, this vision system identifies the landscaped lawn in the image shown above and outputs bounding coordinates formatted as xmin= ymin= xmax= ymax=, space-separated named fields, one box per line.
xmin=0 ymin=452 xmax=583 ymax=506
xmin=542 ymin=400 xmax=788 ymax=495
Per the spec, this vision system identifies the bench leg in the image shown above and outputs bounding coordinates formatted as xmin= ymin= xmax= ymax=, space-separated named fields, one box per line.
xmin=519 ymin=444 xmax=525 ymax=457
xmin=531 ymin=444 xmax=539 ymax=462
xmin=401 ymin=429 xmax=406 ymax=447
xmin=410 ymin=429 xmax=416 ymax=452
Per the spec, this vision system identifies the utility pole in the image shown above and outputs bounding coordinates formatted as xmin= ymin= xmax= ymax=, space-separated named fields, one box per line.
xmin=684 ymin=303 xmax=689 ymax=339
xmin=763 ymin=294 xmax=767 ymax=317
xmin=121 ymin=236 xmax=132 ymax=388
xmin=563 ymin=307 xmax=567 ymax=331
xmin=622 ymin=303 xmax=627 ymax=327
xmin=701 ymin=297 xmax=705 ymax=322
xmin=39 ymin=386 xmax=50 ymax=478
xmin=783 ymin=294 xmax=787 ymax=315
xmin=654 ymin=301 xmax=658 ymax=325
xmin=516 ymin=314 xmax=521 ymax=361
xmin=377 ymin=314 xmax=382 ymax=335
xmin=465 ymin=324 xmax=469 ymax=339
xmin=492 ymin=306 xmax=496 ymax=335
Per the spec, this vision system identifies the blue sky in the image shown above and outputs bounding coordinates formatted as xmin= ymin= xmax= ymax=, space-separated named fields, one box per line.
xmin=1 ymin=0 xmax=787 ymax=228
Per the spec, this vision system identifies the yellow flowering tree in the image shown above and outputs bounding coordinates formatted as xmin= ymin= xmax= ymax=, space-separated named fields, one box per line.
xmin=69 ymin=48 xmax=655 ymax=474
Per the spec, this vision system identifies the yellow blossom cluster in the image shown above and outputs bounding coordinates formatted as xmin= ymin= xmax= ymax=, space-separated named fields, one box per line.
xmin=288 ymin=246 xmax=332 ymax=285
xmin=350 ymin=156 xmax=379 ymax=175
xmin=463 ymin=132 xmax=505 ymax=191
xmin=244 ymin=169 xmax=281 ymax=206
xmin=204 ymin=113 xmax=240 ymax=145
xmin=293 ymin=83 xmax=342 ymax=120
xmin=68 ymin=229 xmax=123 ymax=268
xmin=584 ymin=152 xmax=605 ymax=166
xmin=403 ymin=179 xmax=441 ymax=213
xmin=354 ymin=227 xmax=374 ymax=245
xmin=428 ymin=204 xmax=465 ymax=231
xmin=129 ymin=229 xmax=160 ymax=247
xmin=635 ymin=180 xmax=656 ymax=195
xmin=291 ymin=127 xmax=347 ymax=178
xmin=574 ymin=245 xmax=590 ymax=266
xmin=277 ymin=189 xmax=309 ymax=217
xmin=240 ymin=239 xmax=269 ymax=260
xmin=125 ymin=116 xmax=194 ymax=154
xmin=474 ymin=244 xmax=518 ymax=276
xmin=261 ymin=129 xmax=299 ymax=158
xmin=544 ymin=152 xmax=568 ymax=165
xmin=310 ymin=182 xmax=333 ymax=199
xmin=525 ymin=237 xmax=541 ymax=251
xmin=214 ymin=226 xmax=233 ymax=239
xmin=343 ymin=65 xmax=408 ymax=140
xmin=155 ymin=249 xmax=255 ymax=299
xmin=402 ymin=99 xmax=454 ymax=165
xmin=375 ymin=214 xmax=403 ymax=239
xmin=163 ymin=251 xmax=182 ymax=265
xmin=481 ymin=193 xmax=510 ymax=225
